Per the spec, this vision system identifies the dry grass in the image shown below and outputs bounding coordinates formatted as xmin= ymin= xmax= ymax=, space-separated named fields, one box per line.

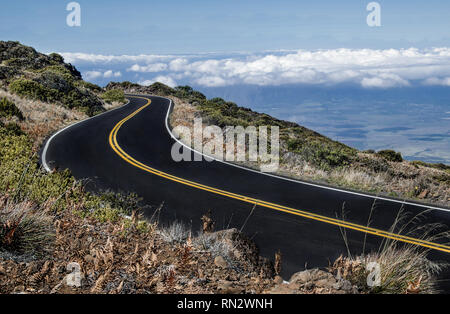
xmin=330 ymin=168 xmax=387 ymax=189
xmin=158 ymin=221 xmax=191 ymax=244
xmin=103 ymin=101 xmax=126 ymax=111
xmin=332 ymin=245 xmax=445 ymax=294
xmin=0 ymin=89 xmax=86 ymax=147
xmin=169 ymin=97 xmax=199 ymax=129
xmin=193 ymin=231 xmax=232 ymax=259
xmin=0 ymin=208 xmax=278 ymax=294
xmin=0 ymin=195 xmax=55 ymax=259
xmin=331 ymin=206 xmax=449 ymax=294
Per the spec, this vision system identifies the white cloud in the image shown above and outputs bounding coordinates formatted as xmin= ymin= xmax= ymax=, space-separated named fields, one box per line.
xmin=361 ymin=73 xmax=410 ymax=88
xmin=103 ymin=70 xmax=122 ymax=78
xmin=83 ymin=71 xmax=103 ymax=80
xmin=127 ymin=63 xmax=168 ymax=73
xmin=67 ymin=48 xmax=450 ymax=88
xmin=194 ymin=76 xmax=228 ymax=87
xmin=423 ymin=77 xmax=450 ymax=86
xmin=83 ymin=70 xmax=121 ymax=80
xmin=139 ymin=75 xmax=177 ymax=88
xmin=60 ymin=52 xmax=174 ymax=64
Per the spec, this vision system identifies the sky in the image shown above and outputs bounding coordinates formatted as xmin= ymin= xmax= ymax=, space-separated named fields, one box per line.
xmin=1 ymin=0 xmax=450 ymax=54
xmin=2 ymin=1 xmax=450 ymax=89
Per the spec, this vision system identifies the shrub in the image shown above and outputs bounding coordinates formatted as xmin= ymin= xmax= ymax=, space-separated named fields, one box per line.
xmin=94 ymin=191 xmax=141 ymax=217
xmin=159 ymin=221 xmax=190 ymax=243
xmin=193 ymin=232 xmax=231 ymax=259
xmin=411 ymin=160 xmax=450 ymax=172
xmin=332 ymin=244 xmax=442 ymax=294
xmin=9 ymin=78 xmax=59 ymax=103
xmin=48 ymin=52 xmax=64 ymax=64
xmin=175 ymin=86 xmax=206 ymax=101
xmin=76 ymin=80 xmax=103 ymax=93
xmin=287 ymin=138 xmax=354 ymax=169
xmin=0 ymin=200 xmax=55 ymax=257
xmin=377 ymin=150 xmax=403 ymax=162
xmin=149 ymin=82 xmax=176 ymax=96
xmin=3 ymin=122 xmax=24 ymax=136
xmin=0 ymin=97 xmax=24 ymax=120
xmin=9 ymin=78 xmax=104 ymax=117
xmin=36 ymin=65 xmax=73 ymax=77
xmin=101 ymin=89 xmax=126 ymax=104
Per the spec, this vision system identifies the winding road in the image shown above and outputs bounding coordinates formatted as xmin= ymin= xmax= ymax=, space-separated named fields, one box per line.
xmin=42 ymin=95 xmax=450 ymax=288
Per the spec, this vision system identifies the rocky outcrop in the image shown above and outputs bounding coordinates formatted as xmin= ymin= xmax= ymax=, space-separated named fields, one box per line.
xmin=266 ymin=269 xmax=358 ymax=294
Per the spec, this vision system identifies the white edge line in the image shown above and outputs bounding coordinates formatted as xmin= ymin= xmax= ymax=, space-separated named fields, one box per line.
xmin=42 ymin=100 xmax=131 ymax=172
xmin=159 ymin=95 xmax=450 ymax=213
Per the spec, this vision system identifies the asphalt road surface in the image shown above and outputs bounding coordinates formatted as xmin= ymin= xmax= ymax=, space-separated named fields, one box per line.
xmin=42 ymin=95 xmax=450 ymax=290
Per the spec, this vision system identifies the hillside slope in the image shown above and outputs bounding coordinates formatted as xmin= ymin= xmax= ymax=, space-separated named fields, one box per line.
xmin=0 ymin=41 xmax=105 ymax=116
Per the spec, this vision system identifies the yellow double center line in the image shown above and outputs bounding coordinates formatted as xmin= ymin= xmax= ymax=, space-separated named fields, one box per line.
xmin=109 ymin=96 xmax=450 ymax=254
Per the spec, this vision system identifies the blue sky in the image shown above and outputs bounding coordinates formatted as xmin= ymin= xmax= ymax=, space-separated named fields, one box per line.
xmin=1 ymin=0 xmax=450 ymax=54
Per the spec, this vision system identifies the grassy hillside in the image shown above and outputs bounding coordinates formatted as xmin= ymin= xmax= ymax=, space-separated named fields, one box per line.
xmin=0 ymin=41 xmax=105 ymax=116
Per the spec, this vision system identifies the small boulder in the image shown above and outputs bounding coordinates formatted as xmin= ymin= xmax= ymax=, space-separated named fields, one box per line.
xmin=273 ymin=275 xmax=283 ymax=285
xmin=266 ymin=284 xmax=294 ymax=294
xmin=217 ymin=280 xmax=243 ymax=294
xmin=214 ymin=256 xmax=228 ymax=269
xmin=289 ymin=270 xmax=311 ymax=284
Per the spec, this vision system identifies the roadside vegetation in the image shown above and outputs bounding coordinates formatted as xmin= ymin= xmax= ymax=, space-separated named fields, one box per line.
xmin=330 ymin=205 xmax=450 ymax=294
xmin=101 ymin=89 xmax=126 ymax=105
xmin=0 ymin=97 xmax=23 ymax=120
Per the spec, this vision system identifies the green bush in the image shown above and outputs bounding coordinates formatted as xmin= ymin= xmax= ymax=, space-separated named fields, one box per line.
xmin=3 ymin=122 xmax=24 ymax=136
xmin=175 ymin=85 xmax=207 ymax=101
xmin=101 ymin=89 xmax=126 ymax=104
xmin=287 ymin=138 xmax=354 ymax=169
xmin=9 ymin=78 xmax=58 ymax=103
xmin=9 ymin=78 xmax=104 ymax=117
xmin=0 ymin=97 xmax=24 ymax=120
xmin=75 ymin=80 xmax=103 ymax=93
xmin=48 ymin=52 xmax=64 ymax=64
xmin=36 ymin=65 xmax=73 ymax=77
xmin=377 ymin=150 xmax=403 ymax=162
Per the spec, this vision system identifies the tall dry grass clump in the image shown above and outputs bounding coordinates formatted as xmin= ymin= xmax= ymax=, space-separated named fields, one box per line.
xmin=0 ymin=195 xmax=55 ymax=258
xmin=332 ymin=207 xmax=449 ymax=294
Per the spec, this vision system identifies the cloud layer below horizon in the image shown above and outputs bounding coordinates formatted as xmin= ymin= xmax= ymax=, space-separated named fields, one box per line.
xmin=61 ymin=47 xmax=450 ymax=88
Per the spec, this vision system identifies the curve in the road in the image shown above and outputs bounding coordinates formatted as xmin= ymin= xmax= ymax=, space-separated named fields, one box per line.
xmin=107 ymin=95 xmax=450 ymax=254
